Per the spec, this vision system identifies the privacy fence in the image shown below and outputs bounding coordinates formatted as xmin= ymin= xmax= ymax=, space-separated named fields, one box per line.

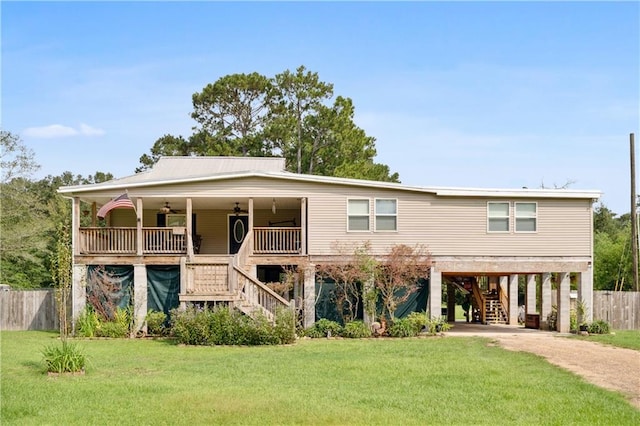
xmin=593 ymin=291 xmax=639 ymax=330
xmin=0 ymin=289 xmax=59 ymax=331
xmin=0 ymin=289 xmax=638 ymax=331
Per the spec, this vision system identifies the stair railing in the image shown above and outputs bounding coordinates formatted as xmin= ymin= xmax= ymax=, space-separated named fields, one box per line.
xmin=471 ymin=282 xmax=486 ymax=324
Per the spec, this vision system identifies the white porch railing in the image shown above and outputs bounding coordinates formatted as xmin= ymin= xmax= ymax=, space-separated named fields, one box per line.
xmin=142 ymin=227 xmax=186 ymax=254
xmin=253 ymin=227 xmax=302 ymax=254
xmin=184 ymin=262 xmax=230 ymax=294
xmin=79 ymin=227 xmax=136 ymax=254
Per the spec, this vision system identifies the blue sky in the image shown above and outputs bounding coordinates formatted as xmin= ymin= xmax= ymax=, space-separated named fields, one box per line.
xmin=2 ymin=1 xmax=639 ymax=214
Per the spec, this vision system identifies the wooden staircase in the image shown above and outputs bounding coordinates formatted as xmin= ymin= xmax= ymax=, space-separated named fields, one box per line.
xmin=484 ymin=295 xmax=508 ymax=324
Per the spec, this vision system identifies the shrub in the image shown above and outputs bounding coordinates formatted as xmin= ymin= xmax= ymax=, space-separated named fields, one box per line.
xmin=97 ymin=307 xmax=132 ymax=338
xmin=171 ymin=305 xmax=213 ymax=345
xmin=388 ymin=318 xmax=418 ymax=338
xmin=304 ymin=318 xmax=343 ymax=338
xmin=588 ymin=319 xmax=610 ymax=335
xmin=274 ymin=308 xmax=297 ymax=344
xmin=42 ymin=341 xmax=86 ymax=373
xmin=427 ymin=316 xmax=451 ymax=334
xmin=342 ymin=320 xmax=371 ymax=338
xmin=406 ymin=311 xmax=429 ymax=334
xmin=146 ymin=310 xmax=168 ymax=336
xmin=75 ymin=306 xmax=100 ymax=338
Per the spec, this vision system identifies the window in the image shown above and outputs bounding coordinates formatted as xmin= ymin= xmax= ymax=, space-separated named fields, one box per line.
xmin=348 ymin=199 xmax=370 ymax=231
xmin=487 ymin=202 xmax=510 ymax=232
xmin=515 ymin=202 xmax=537 ymax=232
xmin=375 ymin=199 xmax=397 ymax=231
xmin=166 ymin=214 xmax=186 ymax=227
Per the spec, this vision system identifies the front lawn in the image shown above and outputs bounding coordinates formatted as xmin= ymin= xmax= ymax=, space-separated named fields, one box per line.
xmin=571 ymin=329 xmax=640 ymax=351
xmin=1 ymin=331 xmax=638 ymax=424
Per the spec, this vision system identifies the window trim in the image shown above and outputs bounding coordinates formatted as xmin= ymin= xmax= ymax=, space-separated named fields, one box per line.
xmin=347 ymin=198 xmax=370 ymax=232
xmin=487 ymin=201 xmax=510 ymax=233
xmin=374 ymin=198 xmax=398 ymax=232
xmin=514 ymin=202 xmax=538 ymax=233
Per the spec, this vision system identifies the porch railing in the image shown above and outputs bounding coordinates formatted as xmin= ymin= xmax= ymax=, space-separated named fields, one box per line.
xmin=253 ymin=227 xmax=302 ymax=254
xmin=143 ymin=227 xmax=187 ymax=254
xmin=184 ymin=262 xmax=230 ymax=294
xmin=79 ymin=227 xmax=136 ymax=254
xmin=78 ymin=227 xmax=188 ymax=255
xmin=234 ymin=266 xmax=291 ymax=319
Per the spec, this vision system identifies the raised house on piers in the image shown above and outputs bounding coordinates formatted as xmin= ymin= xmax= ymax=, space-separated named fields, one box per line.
xmin=58 ymin=156 xmax=600 ymax=332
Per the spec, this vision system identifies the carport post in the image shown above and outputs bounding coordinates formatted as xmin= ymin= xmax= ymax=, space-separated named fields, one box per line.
xmin=556 ymin=272 xmax=571 ymax=333
xmin=509 ymin=274 xmax=519 ymax=325
xmin=429 ymin=267 xmax=442 ymax=319
xmin=133 ymin=264 xmax=147 ymax=334
xmin=540 ymin=273 xmax=553 ymax=330
xmin=526 ymin=274 xmax=537 ymax=315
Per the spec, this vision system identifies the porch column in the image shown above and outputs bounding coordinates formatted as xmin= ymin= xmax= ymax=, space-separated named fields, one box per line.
xmin=540 ymin=273 xmax=553 ymax=330
xmin=71 ymin=265 xmax=87 ymax=333
xmin=72 ymin=197 xmax=80 ymax=256
xmin=578 ymin=269 xmax=593 ymax=323
xmin=91 ymin=201 xmax=97 ymax=227
xmin=186 ymin=198 xmax=193 ymax=259
xmin=526 ymin=274 xmax=537 ymax=314
xmin=447 ymin=283 xmax=456 ymax=322
xmin=428 ymin=267 xmax=442 ymax=319
xmin=300 ymin=197 xmax=307 ymax=255
xmin=509 ymin=274 xmax=519 ymax=325
xmin=556 ymin=272 xmax=571 ymax=333
xmin=133 ymin=264 xmax=147 ymax=334
xmin=303 ymin=263 xmax=316 ymax=328
xmin=179 ymin=257 xmax=187 ymax=309
xmin=136 ymin=197 xmax=143 ymax=256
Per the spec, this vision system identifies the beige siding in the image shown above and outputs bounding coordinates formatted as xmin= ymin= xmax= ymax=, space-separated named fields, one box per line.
xmin=92 ymin=176 xmax=594 ymax=258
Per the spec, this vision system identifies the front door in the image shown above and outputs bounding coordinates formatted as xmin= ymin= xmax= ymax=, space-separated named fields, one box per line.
xmin=229 ymin=215 xmax=249 ymax=254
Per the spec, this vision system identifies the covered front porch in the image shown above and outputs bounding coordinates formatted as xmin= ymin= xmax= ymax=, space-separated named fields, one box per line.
xmin=73 ymin=196 xmax=308 ymax=258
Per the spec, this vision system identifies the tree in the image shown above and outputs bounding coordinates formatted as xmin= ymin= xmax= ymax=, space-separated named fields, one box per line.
xmin=269 ymin=65 xmax=334 ymax=174
xmin=191 ymin=72 xmax=274 ymax=157
xmin=317 ymin=242 xmax=377 ymax=323
xmin=375 ymin=244 xmax=432 ymax=322
xmin=138 ymin=67 xmax=399 ymax=182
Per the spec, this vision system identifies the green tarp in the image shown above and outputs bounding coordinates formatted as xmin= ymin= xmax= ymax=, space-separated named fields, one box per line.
xmin=146 ymin=265 xmax=180 ymax=315
xmin=87 ymin=265 xmax=133 ymax=317
xmin=315 ymin=277 xmax=429 ymax=323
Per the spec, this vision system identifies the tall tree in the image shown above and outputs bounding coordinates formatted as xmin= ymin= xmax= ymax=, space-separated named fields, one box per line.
xmin=270 ymin=65 xmax=334 ymax=173
xmin=191 ymin=72 xmax=274 ymax=157
xmin=138 ymin=67 xmax=399 ymax=182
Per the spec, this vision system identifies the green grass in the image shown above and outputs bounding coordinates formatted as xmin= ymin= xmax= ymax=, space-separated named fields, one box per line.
xmin=571 ymin=329 xmax=640 ymax=350
xmin=1 ymin=331 xmax=638 ymax=425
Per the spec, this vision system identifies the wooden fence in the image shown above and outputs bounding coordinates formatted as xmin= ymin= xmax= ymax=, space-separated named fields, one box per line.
xmin=0 ymin=289 xmax=59 ymax=331
xmin=593 ymin=291 xmax=639 ymax=330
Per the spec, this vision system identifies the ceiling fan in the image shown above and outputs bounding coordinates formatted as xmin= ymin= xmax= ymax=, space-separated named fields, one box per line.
xmin=233 ymin=202 xmax=248 ymax=215
xmin=160 ymin=202 xmax=179 ymax=214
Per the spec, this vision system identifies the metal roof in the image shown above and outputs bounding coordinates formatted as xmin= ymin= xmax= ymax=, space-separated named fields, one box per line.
xmin=58 ymin=156 xmax=601 ymax=201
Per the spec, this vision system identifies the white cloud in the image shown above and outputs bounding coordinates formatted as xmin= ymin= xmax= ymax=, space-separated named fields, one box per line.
xmin=78 ymin=123 xmax=106 ymax=136
xmin=22 ymin=123 xmax=105 ymax=138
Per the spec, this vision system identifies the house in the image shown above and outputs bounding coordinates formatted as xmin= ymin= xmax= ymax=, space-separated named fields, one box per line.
xmin=58 ymin=156 xmax=600 ymax=333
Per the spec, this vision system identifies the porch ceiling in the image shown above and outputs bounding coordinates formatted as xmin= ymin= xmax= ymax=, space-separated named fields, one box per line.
xmin=80 ymin=196 xmax=301 ymax=212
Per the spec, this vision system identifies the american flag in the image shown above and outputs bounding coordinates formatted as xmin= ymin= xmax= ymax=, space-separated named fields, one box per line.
xmin=97 ymin=193 xmax=135 ymax=219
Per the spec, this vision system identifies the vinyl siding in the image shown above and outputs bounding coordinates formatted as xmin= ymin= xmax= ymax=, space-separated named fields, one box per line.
xmin=93 ymin=176 xmax=594 ymax=258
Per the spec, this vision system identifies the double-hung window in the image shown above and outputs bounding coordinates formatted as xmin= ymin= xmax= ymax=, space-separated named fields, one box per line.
xmin=515 ymin=202 xmax=537 ymax=232
xmin=348 ymin=199 xmax=370 ymax=231
xmin=375 ymin=199 xmax=397 ymax=231
xmin=487 ymin=202 xmax=510 ymax=232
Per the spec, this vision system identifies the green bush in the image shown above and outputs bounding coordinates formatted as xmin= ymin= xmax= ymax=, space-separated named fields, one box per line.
xmin=406 ymin=311 xmax=429 ymax=334
xmin=304 ymin=318 xmax=343 ymax=338
xmin=342 ymin=320 xmax=371 ymax=338
xmin=75 ymin=306 xmax=100 ymax=338
xmin=97 ymin=307 xmax=131 ymax=338
xmin=588 ymin=319 xmax=610 ymax=335
xmin=427 ymin=316 xmax=451 ymax=334
xmin=170 ymin=305 xmax=295 ymax=346
xmin=42 ymin=341 xmax=86 ymax=373
xmin=274 ymin=308 xmax=297 ymax=344
xmin=146 ymin=310 xmax=168 ymax=336
xmin=388 ymin=318 xmax=418 ymax=338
